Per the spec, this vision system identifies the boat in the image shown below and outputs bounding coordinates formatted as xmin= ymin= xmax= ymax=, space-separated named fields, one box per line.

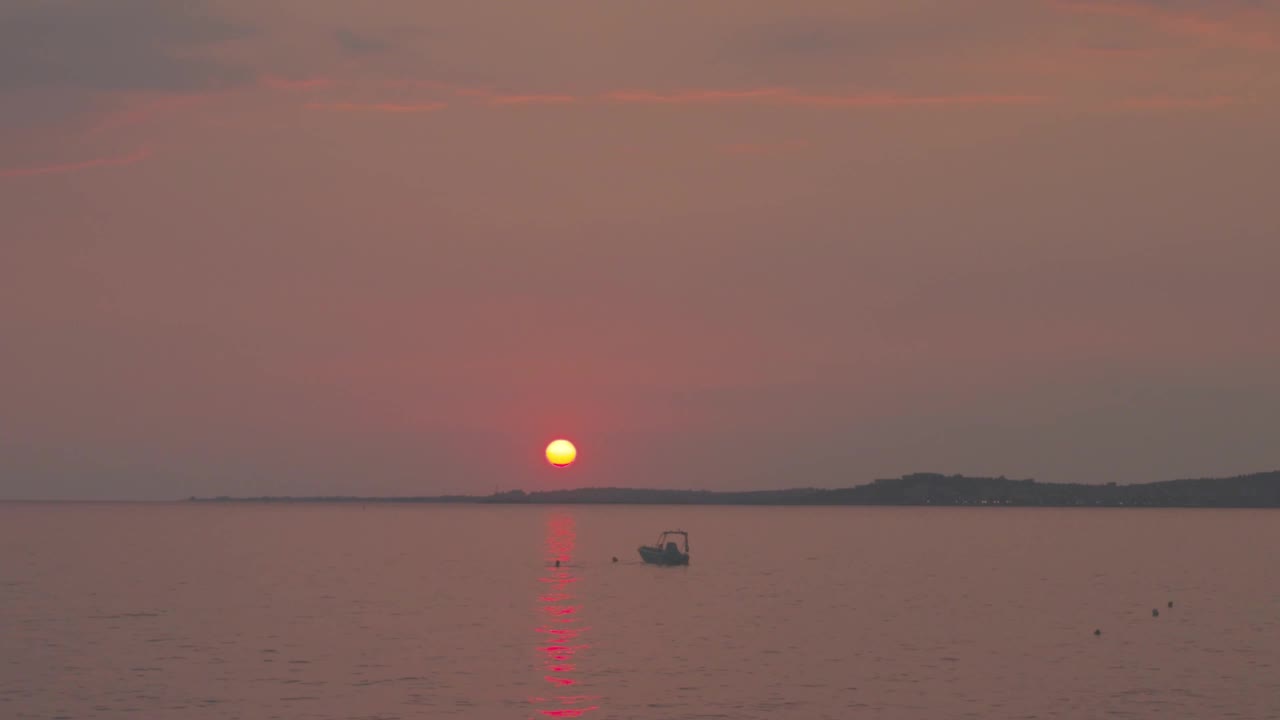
xmin=637 ymin=530 xmax=689 ymax=566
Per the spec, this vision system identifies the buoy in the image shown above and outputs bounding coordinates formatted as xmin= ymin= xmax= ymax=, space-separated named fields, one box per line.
xmin=1094 ymin=629 xmax=1101 ymax=636
xmin=612 ymin=556 xmax=618 ymax=563
xmin=1168 ymin=601 xmax=1173 ymax=608
xmin=1152 ymin=608 xmax=1159 ymax=617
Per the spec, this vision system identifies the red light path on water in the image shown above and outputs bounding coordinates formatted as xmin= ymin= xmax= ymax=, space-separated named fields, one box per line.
xmin=530 ymin=513 xmax=600 ymax=719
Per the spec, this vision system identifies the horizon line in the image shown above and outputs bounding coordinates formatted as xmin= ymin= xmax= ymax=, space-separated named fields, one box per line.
xmin=4 ymin=469 xmax=1276 ymax=504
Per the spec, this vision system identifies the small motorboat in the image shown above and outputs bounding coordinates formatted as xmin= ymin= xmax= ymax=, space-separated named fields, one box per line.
xmin=637 ymin=530 xmax=689 ymax=566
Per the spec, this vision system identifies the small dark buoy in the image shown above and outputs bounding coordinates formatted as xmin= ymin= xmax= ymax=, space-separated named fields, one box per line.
xmin=1094 ymin=629 xmax=1101 ymax=636
xmin=1168 ymin=601 xmax=1173 ymax=608
xmin=555 ymin=560 xmax=560 ymax=568
xmin=612 ymin=556 xmax=618 ymax=563
xmin=1152 ymin=608 xmax=1159 ymax=617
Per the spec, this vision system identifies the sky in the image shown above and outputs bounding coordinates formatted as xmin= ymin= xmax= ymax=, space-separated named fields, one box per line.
xmin=2 ymin=0 xmax=1278 ymax=500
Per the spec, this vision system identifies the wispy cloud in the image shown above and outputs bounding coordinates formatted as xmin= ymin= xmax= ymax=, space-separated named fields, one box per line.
xmin=601 ymin=88 xmax=1049 ymax=108
xmin=86 ymin=94 xmax=213 ymax=135
xmin=1 ymin=147 xmax=152 ymax=179
xmin=436 ymin=86 xmax=578 ymax=106
xmin=305 ymin=101 xmax=446 ymax=114
xmin=1051 ymin=0 xmax=1278 ymax=51
xmin=299 ymin=85 xmax=1048 ymax=115
xmin=79 ymin=76 xmax=322 ymax=139
xmin=485 ymin=94 xmax=579 ymax=106
xmin=601 ymin=88 xmax=792 ymax=104
xmin=86 ymin=75 xmax=331 ymax=137
xmin=775 ymin=92 xmax=1048 ymax=108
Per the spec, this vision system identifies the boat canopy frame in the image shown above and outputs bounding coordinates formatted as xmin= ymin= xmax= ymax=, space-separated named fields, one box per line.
xmin=653 ymin=530 xmax=689 ymax=552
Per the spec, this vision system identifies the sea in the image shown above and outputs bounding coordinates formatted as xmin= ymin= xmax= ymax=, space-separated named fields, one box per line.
xmin=2 ymin=502 xmax=1278 ymax=719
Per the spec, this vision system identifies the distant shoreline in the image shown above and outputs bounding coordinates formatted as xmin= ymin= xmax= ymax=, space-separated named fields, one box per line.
xmin=187 ymin=471 xmax=1280 ymax=508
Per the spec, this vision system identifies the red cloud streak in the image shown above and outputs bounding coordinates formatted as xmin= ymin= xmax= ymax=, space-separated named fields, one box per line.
xmin=305 ymin=101 xmax=447 ymax=113
xmin=1051 ymin=0 xmax=1277 ymax=50
xmin=487 ymin=94 xmax=579 ymax=106
xmin=599 ymin=89 xmax=1048 ymax=107
xmin=297 ymin=86 xmax=1047 ymax=114
xmin=1 ymin=147 xmax=152 ymax=179
xmin=87 ymin=94 xmax=212 ymax=135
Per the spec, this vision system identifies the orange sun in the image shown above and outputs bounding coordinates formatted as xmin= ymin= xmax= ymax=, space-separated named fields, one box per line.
xmin=545 ymin=439 xmax=577 ymax=467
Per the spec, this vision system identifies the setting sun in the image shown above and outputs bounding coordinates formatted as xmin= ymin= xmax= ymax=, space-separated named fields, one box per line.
xmin=545 ymin=439 xmax=577 ymax=468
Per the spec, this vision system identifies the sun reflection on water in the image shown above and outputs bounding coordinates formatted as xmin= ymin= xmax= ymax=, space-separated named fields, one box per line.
xmin=531 ymin=512 xmax=599 ymax=718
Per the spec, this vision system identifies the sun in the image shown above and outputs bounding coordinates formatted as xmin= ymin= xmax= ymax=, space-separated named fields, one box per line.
xmin=545 ymin=439 xmax=577 ymax=468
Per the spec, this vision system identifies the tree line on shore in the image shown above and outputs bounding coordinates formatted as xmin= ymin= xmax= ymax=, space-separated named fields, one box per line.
xmin=190 ymin=470 xmax=1280 ymax=507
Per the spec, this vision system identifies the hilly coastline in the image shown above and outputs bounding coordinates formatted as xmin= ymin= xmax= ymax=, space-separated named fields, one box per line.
xmin=190 ymin=470 xmax=1280 ymax=508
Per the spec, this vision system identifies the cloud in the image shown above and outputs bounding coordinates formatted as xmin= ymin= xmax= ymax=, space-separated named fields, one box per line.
xmin=81 ymin=75 xmax=329 ymax=138
xmin=303 ymin=83 xmax=1050 ymax=117
xmin=484 ymin=94 xmax=579 ymax=106
xmin=600 ymin=88 xmax=1049 ymax=108
xmin=305 ymin=101 xmax=447 ymax=114
xmin=601 ymin=88 xmax=791 ymax=104
xmin=1051 ymin=0 xmax=1278 ymax=50
xmin=85 ymin=94 xmax=214 ymax=135
xmin=0 ymin=147 xmax=152 ymax=179
xmin=441 ymin=86 xmax=579 ymax=106
xmin=0 ymin=1 xmax=251 ymax=93
xmin=775 ymin=92 xmax=1048 ymax=107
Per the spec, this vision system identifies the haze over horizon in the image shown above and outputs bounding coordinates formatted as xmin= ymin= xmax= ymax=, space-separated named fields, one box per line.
xmin=2 ymin=0 xmax=1278 ymax=500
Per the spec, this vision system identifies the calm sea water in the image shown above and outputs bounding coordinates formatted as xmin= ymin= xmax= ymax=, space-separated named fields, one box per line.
xmin=2 ymin=503 xmax=1278 ymax=719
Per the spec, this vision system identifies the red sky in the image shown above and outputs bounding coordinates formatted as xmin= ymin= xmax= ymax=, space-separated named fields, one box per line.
xmin=2 ymin=0 xmax=1278 ymax=499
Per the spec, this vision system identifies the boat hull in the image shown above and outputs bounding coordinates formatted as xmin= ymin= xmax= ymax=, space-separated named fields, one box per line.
xmin=637 ymin=545 xmax=689 ymax=566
